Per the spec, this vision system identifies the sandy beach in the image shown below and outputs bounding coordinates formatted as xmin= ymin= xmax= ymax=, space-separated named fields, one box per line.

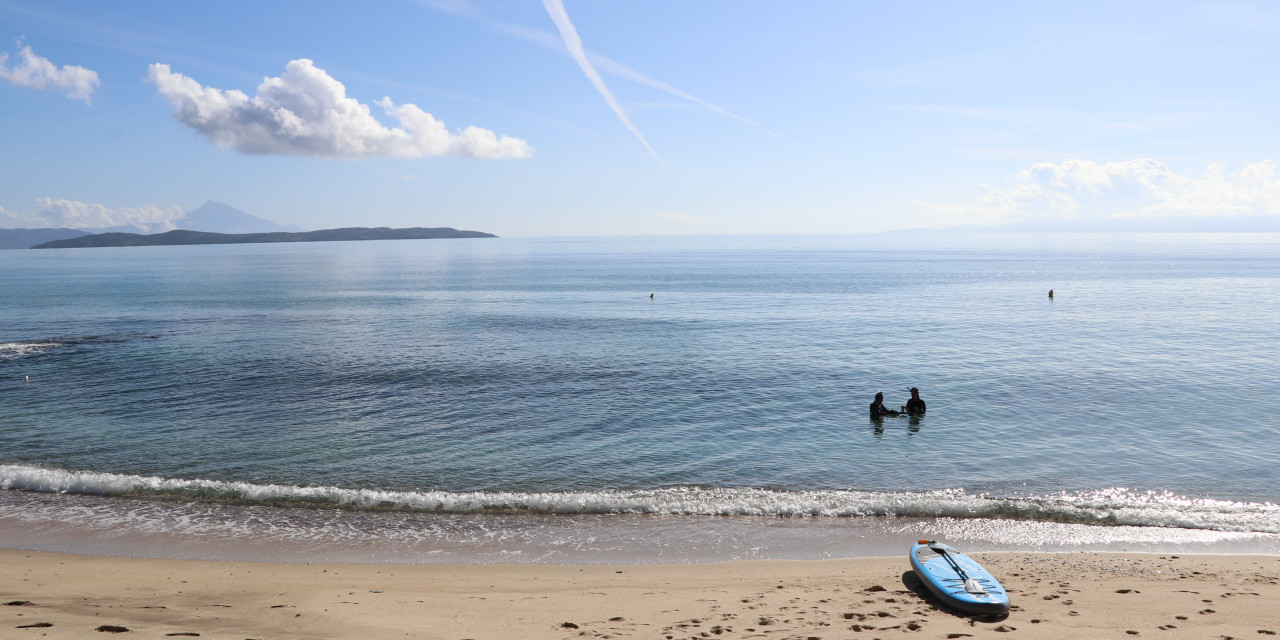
xmin=1 ymin=550 xmax=1277 ymax=639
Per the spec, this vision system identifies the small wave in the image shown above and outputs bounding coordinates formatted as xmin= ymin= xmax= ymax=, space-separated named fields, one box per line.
xmin=0 ymin=336 xmax=130 ymax=362
xmin=1 ymin=465 xmax=1276 ymax=533
xmin=0 ymin=341 xmax=63 ymax=361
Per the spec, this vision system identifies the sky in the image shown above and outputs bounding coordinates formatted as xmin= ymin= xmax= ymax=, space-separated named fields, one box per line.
xmin=3 ymin=0 xmax=1280 ymax=236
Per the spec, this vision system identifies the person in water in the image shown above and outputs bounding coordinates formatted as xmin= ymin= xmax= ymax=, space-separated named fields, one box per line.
xmin=903 ymin=387 xmax=926 ymax=416
xmin=870 ymin=392 xmax=900 ymax=417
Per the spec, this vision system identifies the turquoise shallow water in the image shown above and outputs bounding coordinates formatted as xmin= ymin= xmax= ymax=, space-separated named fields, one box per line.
xmin=1 ymin=233 xmax=1278 ymax=562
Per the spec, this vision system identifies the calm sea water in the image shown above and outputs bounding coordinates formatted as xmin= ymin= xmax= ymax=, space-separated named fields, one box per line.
xmin=1 ymin=233 xmax=1278 ymax=562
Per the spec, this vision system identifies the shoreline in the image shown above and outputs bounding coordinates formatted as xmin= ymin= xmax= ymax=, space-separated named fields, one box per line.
xmin=2 ymin=549 xmax=1277 ymax=639
xmin=5 ymin=491 xmax=1280 ymax=565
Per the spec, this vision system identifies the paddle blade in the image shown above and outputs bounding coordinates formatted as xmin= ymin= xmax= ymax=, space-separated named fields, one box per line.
xmin=964 ymin=578 xmax=987 ymax=594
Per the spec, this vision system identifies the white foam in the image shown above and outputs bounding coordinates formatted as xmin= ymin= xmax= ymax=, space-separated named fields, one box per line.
xmin=3 ymin=492 xmax=1277 ymax=564
xmin=0 ymin=341 xmax=61 ymax=361
xmin=1 ymin=464 xmax=1276 ymax=533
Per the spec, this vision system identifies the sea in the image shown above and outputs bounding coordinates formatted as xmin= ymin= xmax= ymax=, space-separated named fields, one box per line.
xmin=1 ymin=233 xmax=1278 ymax=564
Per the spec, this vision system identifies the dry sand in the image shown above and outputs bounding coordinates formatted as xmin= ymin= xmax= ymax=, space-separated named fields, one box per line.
xmin=1 ymin=549 xmax=1277 ymax=639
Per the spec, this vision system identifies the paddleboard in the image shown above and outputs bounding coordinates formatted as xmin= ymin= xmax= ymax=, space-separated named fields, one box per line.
xmin=909 ymin=540 xmax=1010 ymax=616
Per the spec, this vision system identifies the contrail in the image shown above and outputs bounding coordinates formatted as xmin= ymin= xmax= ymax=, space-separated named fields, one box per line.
xmin=419 ymin=0 xmax=759 ymax=131
xmin=542 ymin=0 xmax=661 ymax=162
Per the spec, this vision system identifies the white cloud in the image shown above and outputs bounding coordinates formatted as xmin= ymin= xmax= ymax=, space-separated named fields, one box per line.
xmin=145 ymin=59 xmax=532 ymax=159
xmin=541 ymin=0 xmax=661 ymax=162
xmin=0 ymin=44 xmax=99 ymax=104
xmin=1 ymin=199 xmax=184 ymax=231
xmin=918 ymin=159 xmax=1280 ymax=225
xmin=0 ymin=204 xmax=43 ymax=227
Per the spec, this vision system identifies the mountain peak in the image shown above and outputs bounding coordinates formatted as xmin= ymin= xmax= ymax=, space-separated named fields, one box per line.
xmin=178 ymin=201 xmax=305 ymax=234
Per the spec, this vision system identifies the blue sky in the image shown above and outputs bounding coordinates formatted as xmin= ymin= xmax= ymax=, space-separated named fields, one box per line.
xmin=2 ymin=0 xmax=1279 ymax=235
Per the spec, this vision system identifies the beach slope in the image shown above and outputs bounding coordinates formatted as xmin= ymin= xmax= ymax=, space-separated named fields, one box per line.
xmin=1 ymin=550 xmax=1277 ymax=639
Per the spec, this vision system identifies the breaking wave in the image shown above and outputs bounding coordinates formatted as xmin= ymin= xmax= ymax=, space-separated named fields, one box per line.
xmin=2 ymin=464 xmax=1276 ymax=534
xmin=0 ymin=340 xmax=63 ymax=361
xmin=0 ymin=336 xmax=131 ymax=361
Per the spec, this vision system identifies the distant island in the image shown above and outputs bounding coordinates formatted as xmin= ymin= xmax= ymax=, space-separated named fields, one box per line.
xmin=31 ymin=227 xmax=496 ymax=249
xmin=3 ymin=200 xmax=495 ymax=249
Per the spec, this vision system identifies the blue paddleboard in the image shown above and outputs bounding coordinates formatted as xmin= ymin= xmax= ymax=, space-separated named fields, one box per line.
xmin=909 ymin=540 xmax=1010 ymax=616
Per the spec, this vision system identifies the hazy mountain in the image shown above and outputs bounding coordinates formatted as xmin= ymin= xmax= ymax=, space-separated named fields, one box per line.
xmin=33 ymin=227 xmax=496 ymax=249
xmin=172 ymin=200 xmax=306 ymax=234
xmin=0 ymin=228 xmax=91 ymax=250
xmin=71 ymin=200 xmax=304 ymax=235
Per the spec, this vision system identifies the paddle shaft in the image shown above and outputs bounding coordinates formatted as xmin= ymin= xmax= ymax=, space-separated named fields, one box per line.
xmin=932 ymin=546 xmax=977 ymax=586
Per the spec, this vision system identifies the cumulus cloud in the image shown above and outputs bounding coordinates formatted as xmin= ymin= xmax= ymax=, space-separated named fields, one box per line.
xmin=919 ymin=159 xmax=1280 ymax=224
xmin=0 ymin=204 xmax=43 ymax=227
xmin=0 ymin=199 xmax=184 ymax=231
xmin=0 ymin=44 xmax=99 ymax=104
xmin=145 ymin=59 xmax=532 ymax=159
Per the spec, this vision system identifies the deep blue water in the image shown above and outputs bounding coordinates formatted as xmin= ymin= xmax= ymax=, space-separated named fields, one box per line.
xmin=1 ymin=233 xmax=1278 ymax=561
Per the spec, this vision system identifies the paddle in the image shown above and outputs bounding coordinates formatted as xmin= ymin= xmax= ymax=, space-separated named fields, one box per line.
xmin=923 ymin=540 xmax=987 ymax=595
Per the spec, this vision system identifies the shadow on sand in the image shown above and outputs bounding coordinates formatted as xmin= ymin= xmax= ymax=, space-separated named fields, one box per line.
xmin=900 ymin=570 xmax=1010 ymax=624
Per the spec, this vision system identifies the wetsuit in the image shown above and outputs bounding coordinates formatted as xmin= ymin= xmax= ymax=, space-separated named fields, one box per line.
xmin=905 ymin=398 xmax=926 ymax=415
xmin=870 ymin=401 xmax=897 ymax=417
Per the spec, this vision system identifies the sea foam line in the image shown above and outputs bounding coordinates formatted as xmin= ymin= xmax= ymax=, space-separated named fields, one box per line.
xmin=1 ymin=464 xmax=1276 ymax=533
xmin=0 ymin=341 xmax=62 ymax=361
xmin=0 ymin=336 xmax=125 ymax=361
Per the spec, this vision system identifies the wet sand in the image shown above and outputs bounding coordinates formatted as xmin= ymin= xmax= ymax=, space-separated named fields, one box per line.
xmin=1 ymin=549 xmax=1277 ymax=639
